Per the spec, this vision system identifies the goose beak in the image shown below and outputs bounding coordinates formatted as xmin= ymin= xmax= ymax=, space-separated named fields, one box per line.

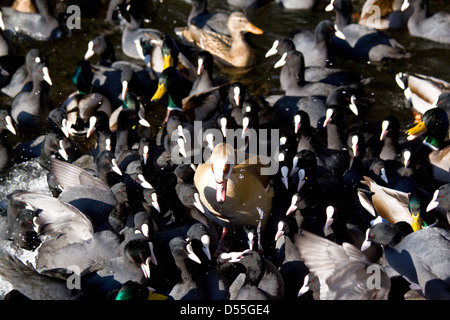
xmin=197 ymin=58 xmax=204 ymax=75
xmin=142 ymin=145 xmax=149 ymax=165
xmin=5 ymin=115 xmax=16 ymax=135
xmin=86 ymin=116 xmax=97 ymax=138
xmin=121 ymin=80 xmax=128 ymax=100
xmin=274 ymin=52 xmax=287 ymax=69
xmin=380 ymin=120 xmax=389 ymax=141
xmin=323 ymin=108 xmax=333 ymax=127
xmin=401 ymin=0 xmax=410 ymax=12
xmin=274 ymin=221 xmax=284 ymax=241
xmin=360 ymin=228 xmax=372 ymax=251
xmin=286 ymin=195 xmax=298 ymax=215
xmin=141 ymin=257 xmax=151 ymax=278
xmin=323 ymin=206 xmax=334 ymax=233
xmin=325 ymin=0 xmax=335 ymax=11
xmin=298 ymin=275 xmax=310 ymax=297
xmin=42 ymin=67 xmax=52 ymax=86
xmin=201 ymin=235 xmax=212 ymax=260
xmin=334 ymin=25 xmax=346 ymax=40
xmin=193 ymin=193 xmax=205 ymax=213
xmin=349 ymin=96 xmax=358 ymax=116
xmin=151 ymin=83 xmax=167 ymax=102
xmin=186 ymin=243 xmax=202 ymax=264
xmin=111 ymin=158 xmax=122 ymax=176
xmin=265 ymin=40 xmax=279 ymax=58
xmin=216 ymin=181 xmax=227 ymax=203
xmin=405 ymin=120 xmax=427 ymax=140
xmin=426 ymin=190 xmax=440 ymax=212
xmin=58 ymin=140 xmax=68 ymax=161
xmin=84 ymin=41 xmax=94 ymax=60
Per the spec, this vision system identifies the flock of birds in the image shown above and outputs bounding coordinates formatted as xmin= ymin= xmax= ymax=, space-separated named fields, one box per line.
xmin=0 ymin=0 xmax=448 ymax=301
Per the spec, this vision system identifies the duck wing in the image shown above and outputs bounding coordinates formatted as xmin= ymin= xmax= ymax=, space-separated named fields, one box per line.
xmin=361 ymin=176 xmax=412 ymax=224
xmin=295 ymin=230 xmax=390 ymax=300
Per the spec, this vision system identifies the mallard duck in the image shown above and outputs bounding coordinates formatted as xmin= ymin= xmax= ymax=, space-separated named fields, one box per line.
xmin=405 ymin=107 xmax=450 ymax=183
xmin=194 ymin=142 xmax=274 ymax=233
xmin=151 ymin=66 xmax=226 ymax=126
xmin=395 ymin=72 xmax=450 ymax=117
xmin=360 ymin=176 xmax=413 ymax=225
xmin=62 ymin=60 xmax=113 ymax=136
xmin=358 ymin=0 xmax=413 ymax=30
xmin=177 ymin=12 xmax=263 ymax=68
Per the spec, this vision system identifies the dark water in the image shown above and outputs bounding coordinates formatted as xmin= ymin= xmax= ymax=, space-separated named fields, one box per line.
xmin=1 ymin=0 xmax=450 ymax=166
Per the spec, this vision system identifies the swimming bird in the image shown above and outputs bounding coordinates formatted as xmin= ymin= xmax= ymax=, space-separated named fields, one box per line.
xmin=325 ymin=0 xmax=411 ymax=62
xmin=194 ymin=142 xmax=274 ymax=235
xmin=10 ymin=61 xmax=52 ymax=128
xmin=401 ymin=0 xmax=450 ymax=44
xmin=358 ymin=0 xmax=413 ymax=30
xmin=0 ymin=109 xmax=17 ymax=171
xmin=220 ymin=249 xmax=284 ymax=300
xmin=361 ymin=221 xmax=450 ymax=299
xmin=1 ymin=0 xmax=62 ymax=41
xmin=177 ymin=12 xmax=263 ymax=68
xmin=395 ymin=71 xmax=450 ymax=117
xmin=1 ymin=48 xmax=41 ymax=98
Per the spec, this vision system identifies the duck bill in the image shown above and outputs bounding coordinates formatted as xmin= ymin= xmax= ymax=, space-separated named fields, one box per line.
xmin=216 ymin=181 xmax=227 ymax=203
xmin=151 ymin=83 xmax=167 ymax=102
xmin=163 ymin=54 xmax=173 ymax=69
xmin=246 ymin=23 xmax=263 ymax=35
xmin=411 ymin=212 xmax=423 ymax=232
xmin=405 ymin=120 xmax=427 ymax=140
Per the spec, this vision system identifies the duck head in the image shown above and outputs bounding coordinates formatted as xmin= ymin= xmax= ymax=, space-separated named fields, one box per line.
xmin=210 ymin=143 xmax=235 ymax=204
xmin=405 ymin=107 xmax=449 ymax=150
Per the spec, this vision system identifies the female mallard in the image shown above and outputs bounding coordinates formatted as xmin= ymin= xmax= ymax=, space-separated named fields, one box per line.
xmin=177 ymin=12 xmax=263 ymax=68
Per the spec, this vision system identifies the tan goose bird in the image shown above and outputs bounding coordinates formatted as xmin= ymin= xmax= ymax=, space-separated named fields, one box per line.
xmin=194 ymin=142 xmax=274 ymax=233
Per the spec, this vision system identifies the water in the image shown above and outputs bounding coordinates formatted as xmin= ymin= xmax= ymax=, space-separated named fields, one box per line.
xmin=0 ymin=0 xmax=449 ymax=299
